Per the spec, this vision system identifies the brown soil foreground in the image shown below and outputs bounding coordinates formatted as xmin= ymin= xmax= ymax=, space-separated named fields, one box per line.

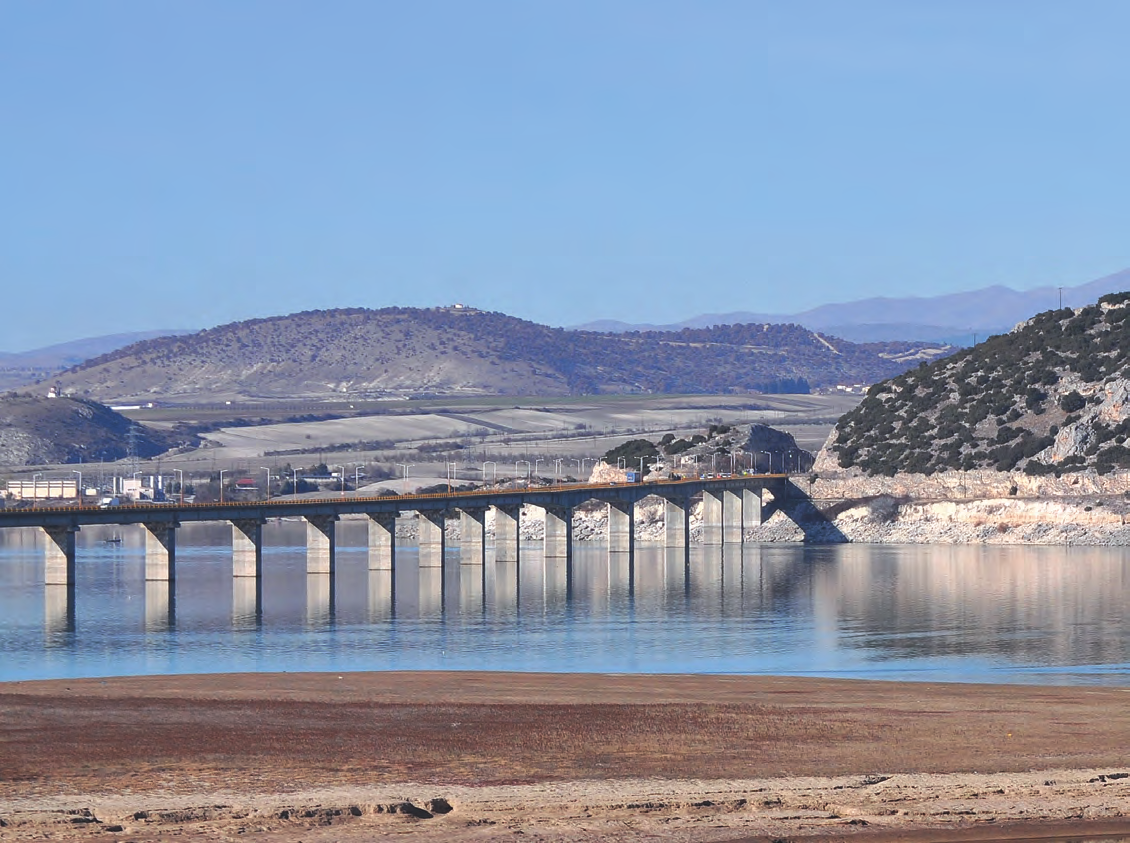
xmin=1 ymin=672 xmax=1129 ymax=842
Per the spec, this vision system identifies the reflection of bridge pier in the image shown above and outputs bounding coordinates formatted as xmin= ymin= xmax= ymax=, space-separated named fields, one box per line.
xmin=144 ymin=580 xmax=175 ymax=632
xmin=44 ymin=584 xmax=75 ymax=637
xmin=367 ymin=568 xmax=395 ymax=621
xmin=305 ymin=573 xmax=335 ymax=627
xmin=232 ymin=576 xmax=262 ymax=627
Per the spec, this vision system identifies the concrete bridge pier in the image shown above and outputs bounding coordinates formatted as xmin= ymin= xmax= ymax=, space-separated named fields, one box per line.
xmin=664 ymin=497 xmax=688 ymax=549
xmin=723 ymin=490 xmax=743 ymax=544
xmin=607 ymin=501 xmax=634 ymax=555
xmin=230 ymin=519 xmax=264 ymax=578
xmin=42 ymin=525 xmax=78 ymax=586
xmin=418 ymin=511 xmax=446 ymax=568
xmin=543 ymin=506 xmax=572 ymax=559
xmin=305 ymin=514 xmax=338 ymax=574
xmin=743 ymin=488 xmax=763 ymax=536
xmin=459 ymin=508 xmax=487 ymax=565
xmin=143 ymin=522 xmax=177 ymax=581
xmin=494 ymin=504 xmax=521 ymax=564
xmin=367 ymin=513 xmax=397 ymax=571
xmin=701 ymin=492 xmax=723 ymax=546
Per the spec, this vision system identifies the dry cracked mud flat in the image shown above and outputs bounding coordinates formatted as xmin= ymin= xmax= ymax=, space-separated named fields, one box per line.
xmin=2 ymin=672 xmax=1129 ymax=842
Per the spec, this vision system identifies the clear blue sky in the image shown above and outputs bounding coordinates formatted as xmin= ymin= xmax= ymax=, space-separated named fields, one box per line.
xmin=4 ymin=1 xmax=1130 ymax=351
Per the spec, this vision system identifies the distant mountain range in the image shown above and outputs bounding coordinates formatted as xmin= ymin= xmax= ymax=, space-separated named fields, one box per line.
xmin=573 ymin=269 xmax=1130 ymax=344
xmin=46 ymin=307 xmax=950 ymax=403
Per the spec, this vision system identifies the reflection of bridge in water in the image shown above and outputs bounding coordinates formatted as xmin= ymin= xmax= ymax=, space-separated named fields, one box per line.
xmin=4 ymin=475 xmax=801 ymax=632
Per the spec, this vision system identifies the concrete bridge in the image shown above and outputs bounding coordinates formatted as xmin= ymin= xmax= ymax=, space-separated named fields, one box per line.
xmin=0 ymin=475 xmax=795 ymax=590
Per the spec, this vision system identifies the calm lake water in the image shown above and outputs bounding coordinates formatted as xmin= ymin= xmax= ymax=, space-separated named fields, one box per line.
xmin=1 ymin=521 xmax=1129 ymax=685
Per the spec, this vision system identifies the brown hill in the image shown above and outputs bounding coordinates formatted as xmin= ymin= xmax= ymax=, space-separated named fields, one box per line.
xmin=0 ymin=395 xmax=176 ymax=466
xmin=51 ymin=307 xmax=953 ymax=403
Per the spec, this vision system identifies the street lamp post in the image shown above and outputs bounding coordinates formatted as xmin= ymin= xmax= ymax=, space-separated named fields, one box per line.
xmin=71 ymin=470 xmax=82 ymax=503
xmin=260 ymin=466 xmax=272 ymax=500
xmin=759 ymin=451 xmax=772 ymax=474
xmin=218 ymin=469 xmax=228 ymax=504
xmin=534 ymin=458 xmax=545 ymax=480
xmin=354 ymin=465 xmax=364 ymax=490
xmin=516 ymin=460 xmax=531 ymax=486
xmin=396 ymin=463 xmax=414 ymax=494
xmin=174 ymin=468 xmax=184 ymax=505
xmin=482 ymin=461 xmax=497 ymax=484
xmin=333 ymin=465 xmax=345 ymax=495
xmin=553 ymin=458 xmax=565 ymax=483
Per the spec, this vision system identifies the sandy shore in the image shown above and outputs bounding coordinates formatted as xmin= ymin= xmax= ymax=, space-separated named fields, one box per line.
xmin=2 ymin=672 xmax=1129 ymax=841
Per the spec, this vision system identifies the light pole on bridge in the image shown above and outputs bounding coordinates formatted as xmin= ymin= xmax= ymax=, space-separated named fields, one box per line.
xmin=396 ymin=463 xmax=414 ymax=494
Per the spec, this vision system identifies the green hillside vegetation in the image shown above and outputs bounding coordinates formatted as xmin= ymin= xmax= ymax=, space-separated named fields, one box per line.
xmin=53 ymin=307 xmax=952 ymax=402
xmin=831 ymin=292 xmax=1130 ymax=477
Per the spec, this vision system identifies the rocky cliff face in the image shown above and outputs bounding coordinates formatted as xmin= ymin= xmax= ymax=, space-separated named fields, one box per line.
xmin=830 ymin=292 xmax=1130 ymax=478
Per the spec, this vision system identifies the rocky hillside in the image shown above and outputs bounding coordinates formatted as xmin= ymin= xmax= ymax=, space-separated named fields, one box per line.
xmin=829 ymin=292 xmax=1130 ymax=477
xmin=50 ymin=307 xmax=952 ymax=403
xmin=0 ymin=395 xmax=175 ymax=466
